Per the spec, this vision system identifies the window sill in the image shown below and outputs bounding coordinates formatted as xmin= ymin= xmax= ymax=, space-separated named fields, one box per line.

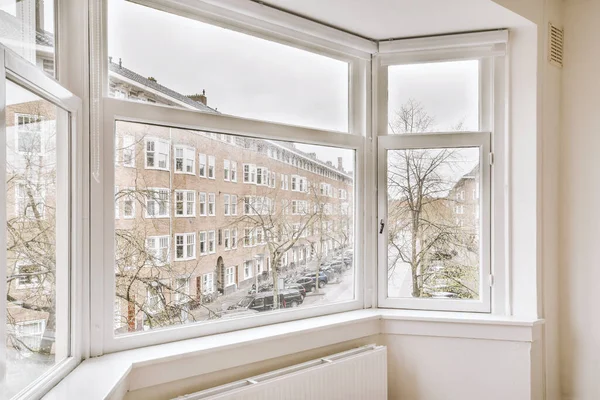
xmin=43 ymin=309 xmax=542 ymax=400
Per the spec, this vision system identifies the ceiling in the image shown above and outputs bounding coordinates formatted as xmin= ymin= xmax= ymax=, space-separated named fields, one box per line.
xmin=259 ymin=0 xmax=530 ymax=40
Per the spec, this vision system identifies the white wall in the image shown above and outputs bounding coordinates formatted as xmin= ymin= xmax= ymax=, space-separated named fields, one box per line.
xmin=561 ymin=1 xmax=600 ymax=399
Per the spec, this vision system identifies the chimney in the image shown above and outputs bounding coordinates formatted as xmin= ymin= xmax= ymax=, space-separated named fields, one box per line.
xmin=337 ymin=157 xmax=343 ymax=170
xmin=148 ymin=77 xmax=157 ymax=83
xmin=109 ymin=56 xmax=113 ymax=64
xmin=187 ymin=89 xmax=208 ymax=105
xmin=119 ymin=58 xmax=122 ymax=68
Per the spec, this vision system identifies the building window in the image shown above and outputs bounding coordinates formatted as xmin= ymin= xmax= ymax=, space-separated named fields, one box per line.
xmin=199 ymin=231 xmax=207 ymax=255
xmin=244 ymin=260 xmax=253 ymax=280
xmin=199 ymin=192 xmax=207 ymax=216
xmin=15 ymin=263 xmax=42 ymax=289
xmin=15 ymin=182 xmax=45 ymax=219
xmin=16 ymin=113 xmax=44 ymax=154
xmin=202 ymin=273 xmax=214 ymax=294
xmin=224 ymin=194 xmax=230 ymax=216
xmin=174 ymin=146 xmax=195 ymax=174
xmin=14 ymin=320 xmax=46 ymax=352
xmin=145 ymin=188 xmax=170 ymax=218
xmin=146 ymin=236 xmax=170 ymax=265
xmin=123 ymin=188 xmax=136 ymax=218
xmin=208 ymin=231 xmax=216 ymax=254
xmin=122 ymin=135 xmax=136 ymax=167
xmin=208 ymin=193 xmax=216 ymax=216
xmin=145 ymin=138 xmax=170 ymax=170
xmin=174 ymin=278 xmax=189 ymax=304
xmin=231 ymin=195 xmax=238 ymax=216
xmin=175 ymin=190 xmax=196 ymax=217
xmin=208 ymin=155 xmax=215 ymax=179
xmin=231 ymin=161 xmax=237 ymax=182
xmin=231 ymin=229 xmax=238 ymax=249
xmin=199 ymin=153 xmax=207 ymax=177
xmin=244 ymin=228 xmax=252 ymax=247
xmin=175 ymin=233 xmax=196 ymax=260
xmin=224 ymin=229 xmax=231 ymax=250
xmin=225 ymin=267 xmax=235 ymax=287
xmin=243 ymin=164 xmax=256 ymax=184
xmin=224 ymin=159 xmax=230 ymax=181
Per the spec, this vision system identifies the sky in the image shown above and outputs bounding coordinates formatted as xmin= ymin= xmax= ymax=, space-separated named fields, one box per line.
xmin=0 ymin=0 xmax=55 ymax=33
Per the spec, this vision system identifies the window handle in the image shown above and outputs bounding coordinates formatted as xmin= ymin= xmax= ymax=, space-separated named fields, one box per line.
xmin=379 ymin=219 xmax=385 ymax=234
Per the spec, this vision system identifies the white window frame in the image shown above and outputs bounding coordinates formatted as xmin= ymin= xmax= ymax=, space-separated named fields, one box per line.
xmin=208 ymin=192 xmax=216 ymax=216
xmin=145 ymin=137 xmax=170 ymax=171
xmin=208 ymin=155 xmax=215 ymax=179
xmin=224 ymin=194 xmax=230 ymax=216
xmin=231 ymin=161 xmax=237 ymax=182
xmin=122 ymin=188 xmax=136 ymax=219
xmin=208 ymin=230 xmax=216 ymax=254
xmin=145 ymin=188 xmax=170 ymax=218
xmin=224 ymin=229 xmax=231 ymax=250
xmin=224 ymin=159 xmax=230 ymax=181
xmin=174 ymin=145 xmax=195 ymax=174
xmin=231 ymin=194 xmax=238 ymax=216
xmin=175 ymin=190 xmax=196 ymax=217
xmin=199 ymin=192 xmax=207 ymax=216
xmin=202 ymin=273 xmax=214 ymax=294
xmin=0 ymin=45 xmax=85 ymax=399
xmin=94 ymin=1 xmax=367 ymax=354
xmin=146 ymin=236 xmax=170 ymax=265
xmin=231 ymin=228 xmax=238 ymax=250
xmin=225 ymin=267 xmax=235 ymax=287
xmin=175 ymin=233 xmax=196 ymax=261
xmin=122 ymin=134 xmax=135 ymax=167
xmin=199 ymin=153 xmax=207 ymax=177
xmin=15 ymin=112 xmax=46 ymax=155
xmin=199 ymin=231 xmax=207 ymax=255
xmin=375 ymin=31 xmax=507 ymax=314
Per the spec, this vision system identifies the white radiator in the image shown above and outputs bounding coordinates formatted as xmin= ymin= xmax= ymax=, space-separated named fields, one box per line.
xmin=174 ymin=344 xmax=387 ymax=400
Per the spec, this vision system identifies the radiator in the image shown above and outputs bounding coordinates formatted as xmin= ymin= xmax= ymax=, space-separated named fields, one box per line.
xmin=174 ymin=344 xmax=387 ymax=400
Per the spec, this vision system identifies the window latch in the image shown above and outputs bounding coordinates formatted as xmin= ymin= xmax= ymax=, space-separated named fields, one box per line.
xmin=379 ymin=219 xmax=385 ymax=234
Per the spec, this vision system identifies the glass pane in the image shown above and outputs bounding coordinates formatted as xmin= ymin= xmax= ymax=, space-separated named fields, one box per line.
xmin=114 ymin=121 xmax=355 ymax=335
xmin=107 ymin=0 xmax=348 ymax=132
xmin=387 ymin=147 xmax=480 ymax=300
xmin=388 ymin=60 xmax=479 ymax=134
xmin=0 ymin=0 xmax=56 ymax=77
xmin=3 ymin=81 xmax=68 ymax=398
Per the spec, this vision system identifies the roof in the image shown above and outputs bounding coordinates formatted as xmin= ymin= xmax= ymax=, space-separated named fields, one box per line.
xmin=0 ymin=10 xmax=54 ymax=48
xmin=108 ymin=59 xmax=217 ymax=113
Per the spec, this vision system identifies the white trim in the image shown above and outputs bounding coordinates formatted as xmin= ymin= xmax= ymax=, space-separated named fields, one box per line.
xmin=127 ymin=0 xmax=376 ymax=60
xmin=0 ymin=48 xmax=6 ymax=385
xmin=379 ymin=30 xmax=508 ymax=54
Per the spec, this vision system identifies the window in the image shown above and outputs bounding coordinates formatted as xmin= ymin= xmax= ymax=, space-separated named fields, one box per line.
xmin=145 ymin=138 xmax=170 ymax=170
xmin=208 ymin=231 xmax=216 ymax=254
xmin=243 ymin=164 xmax=257 ymax=184
xmin=208 ymin=193 xmax=216 ymax=216
xmin=108 ymin=0 xmax=348 ymax=132
xmin=231 ymin=161 xmax=237 ymax=182
xmin=146 ymin=236 xmax=170 ymax=265
xmin=208 ymin=155 xmax=215 ymax=179
xmin=122 ymin=188 xmax=136 ymax=219
xmin=224 ymin=194 xmax=230 ymax=216
xmin=122 ymin=135 xmax=136 ymax=167
xmin=232 ymin=229 xmax=238 ymax=249
xmin=4 ymin=77 xmax=76 ymax=398
xmin=145 ymin=188 xmax=170 ymax=218
xmin=244 ymin=260 xmax=253 ymax=280
xmin=231 ymin=195 xmax=238 ymax=216
xmin=174 ymin=146 xmax=195 ymax=174
xmin=174 ymin=278 xmax=189 ymax=304
xmin=225 ymin=267 xmax=235 ymax=287
xmin=224 ymin=159 xmax=230 ymax=181
xmin=175 ymin=190 xmax=196 ymax=217
xmin=175 ymin=233 xmax=196 ymax=260
xmin=199 ymin=231 xmax=207 ymax=255
xmin=224 ymin=229 xmax=231 ymax=250
xmin=199 ymin=192 xmax=207 ymax=216
xmin=202 ymin=273 xmax=214 ymax=294
xmin=16 ymin=113 xmax=44 ymax=154
xmin=199 ymin=153 xmax=207 ymax=177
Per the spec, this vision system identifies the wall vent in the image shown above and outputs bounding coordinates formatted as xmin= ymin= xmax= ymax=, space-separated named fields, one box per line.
xmin=548 ymin=23 xmax=564 ymax=68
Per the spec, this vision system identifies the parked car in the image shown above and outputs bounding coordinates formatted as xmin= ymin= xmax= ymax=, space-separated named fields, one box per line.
xmin=284 ymin=283 xmax=307 ymax=298
xmin=303 ymin=272 xmax=328 ymax=288
xmin=248 ymin=283 xmax=273 ymax=294
xmin=296 ymin=277 xmax=317 ymax=293
xmin=229 ymin=290 xmax=304 ymax=312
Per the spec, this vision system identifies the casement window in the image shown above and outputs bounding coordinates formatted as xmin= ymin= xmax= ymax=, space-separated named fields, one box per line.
xmin=224 ymin=159 xmax=230 ymax=181
xmin=244 ymin=228 xmax=252 ymax=247
xmin=16 ymin=113 xmax=45 ymax=154
xmin=175 ymin=190 xmax=196 ymax=217
xmin=208 ymin=193 xmax=216 ymax=216
xmin=208 ymin=155 xmax=215 ymax=179
xmin=146 ymin=236 xmax=170 ymax=265
xmin=224 ymin=229 xmax=231 ymax=250
xmin=175 ymin=233 xmax=196 ymax=260
xmin=199 ymin=231 xmax=207 ymax=255
xmin=145 ymin=188 xmax=170 ymax=218
xmin=174 ymin=278 xmax=189 ymax=304
xmin=146 ymin=285 xmax=164 ymax=314
xmin=199 ymin=153 xmax=207 ymax=177
xmin=15 ymin=182 xmax=45 ymax=219
xmin=122 ymin=135 xmax=136 ymax=167
xmin=231 ymin=229 xmax=238 ymax=249
xmin=199 ymin=192 xmax=207 ymax=216
xmin=122 ymin=187 xmax=136 ymax=219
xmin=202 ymin=273 xmax=214 ymax=294
xmin=256 ymin=167 xmax=268 ymax=185
xmin=208 ymin=231 xmax=216 ymax=254
xmin=174 ymin=146 xmax=195 ymax=174
xmin=224 ymin=194 xmax=230 ymax=216
xmin=231 ymin=195 xmax=238 ymax=216
xmin=231 ymin=161 xmax=238 ymax=182
xmin=15 ymin=263 xmax=43 ymax=289
xmin=243 ymin=163 xmax=257 ymax=184
xmin=377 ymin=33 xmax=506 ymax=313
xmin=291 ymin=176 xmax=297 ymax=191
xmin=243 ymin=260 xmax=253 ymax=280
xmin=14 ymin=319 xmax=46 ymax=353
xmin=225 ymin=267 xmax=236 ymax=287
xmin=145 ymin=138 xmax=170 ymax=170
